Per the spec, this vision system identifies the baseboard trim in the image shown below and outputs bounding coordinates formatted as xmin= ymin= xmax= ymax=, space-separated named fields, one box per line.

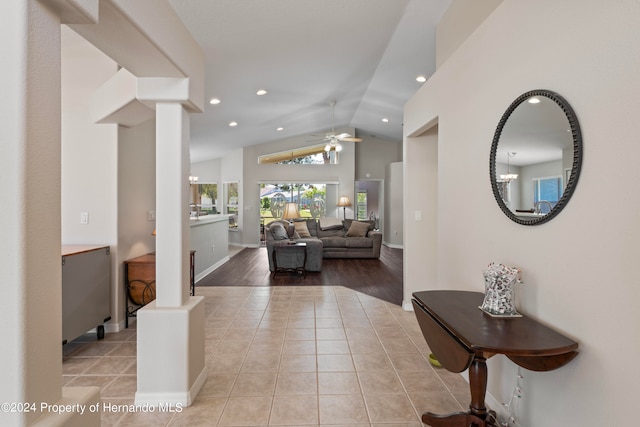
xmin=195 ymin=256 xmax=230 ymax=283
xmin=134 ymin=366 xmax=207 ymax=408
xmin=383 ymin=241 xmax=404 ymax=249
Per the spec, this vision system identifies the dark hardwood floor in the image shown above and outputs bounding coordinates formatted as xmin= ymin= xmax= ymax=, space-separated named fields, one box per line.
xmin=196 ymin=245 xmax=404 ymax=306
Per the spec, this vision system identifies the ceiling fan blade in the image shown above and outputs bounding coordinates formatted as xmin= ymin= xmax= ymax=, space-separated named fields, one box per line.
xmin=334 ymin=132 xmax=351 ymax=139
xmin=339 ymin=136 xmax=362 ymax=142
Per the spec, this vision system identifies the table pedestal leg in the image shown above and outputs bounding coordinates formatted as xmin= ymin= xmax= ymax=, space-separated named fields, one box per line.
xmin=469 ymin=355 xmax=488 ymax=419
xmin=421 ymin=355 xmax=497 ymax=427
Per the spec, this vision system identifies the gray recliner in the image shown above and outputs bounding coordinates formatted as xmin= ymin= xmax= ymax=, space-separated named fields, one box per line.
xmin=265 ymin=220 xmax=324 ymax=272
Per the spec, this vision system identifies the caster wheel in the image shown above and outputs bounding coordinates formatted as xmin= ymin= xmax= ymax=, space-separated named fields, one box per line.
xmin=97 ymin=325 xmax=105 ymax=340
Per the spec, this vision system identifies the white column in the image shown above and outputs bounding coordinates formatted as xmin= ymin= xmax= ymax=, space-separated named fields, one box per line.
xmin=0 ymin=1 xmax=100 ymax=426
xmin=155 ymin=102 xmax=191 ymax=307
xmin=136 ymin=92 xmax=205 ymax=407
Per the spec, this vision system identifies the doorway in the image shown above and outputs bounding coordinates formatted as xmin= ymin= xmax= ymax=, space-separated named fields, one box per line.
xmin=355 ymin=180 xmax=382 ymax=230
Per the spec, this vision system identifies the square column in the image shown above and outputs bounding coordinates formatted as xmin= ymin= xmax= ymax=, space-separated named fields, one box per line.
xmin=136 ymin=102 xmax=205 ymax=407
xmin=155 ymin=102 xmax=191 ymax=307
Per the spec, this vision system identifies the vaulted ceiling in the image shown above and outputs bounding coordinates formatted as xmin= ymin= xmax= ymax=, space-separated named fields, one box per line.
xmin=168 ymin=0 xmax=452 ymax=162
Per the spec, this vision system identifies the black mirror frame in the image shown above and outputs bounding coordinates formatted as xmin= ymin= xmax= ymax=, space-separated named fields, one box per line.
xmin=490 ymin=89 xmax=583 ymax=226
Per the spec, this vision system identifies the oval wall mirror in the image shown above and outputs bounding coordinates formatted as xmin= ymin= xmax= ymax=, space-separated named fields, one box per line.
xmin=490 ymin=90 xmax=582 ymax=225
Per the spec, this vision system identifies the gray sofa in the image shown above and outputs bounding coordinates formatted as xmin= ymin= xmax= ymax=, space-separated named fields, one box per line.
xmin=265 ymin=218 xmax=382 ymax=273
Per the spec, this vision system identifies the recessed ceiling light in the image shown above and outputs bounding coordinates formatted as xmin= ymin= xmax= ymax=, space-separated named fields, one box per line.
xmin=229 ymin=121 xmax=238 ymax=127
xmin=276 ymin=127 xmax=284 ymax=131
xmin=416 ymin=75 xmax=427 ymax=83
xmin=256 ymin=89 xmax=267 ymax=96
xmin=209 ymin=98 xmax=221 ymax=105
xmin=381 ymin=118 xmax=389 ymax=123
xmin=528 ymin=97 xmax=541 ymax=104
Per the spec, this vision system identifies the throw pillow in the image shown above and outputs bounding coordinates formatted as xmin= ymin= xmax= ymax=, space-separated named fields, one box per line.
xmin=269 ymin=222 xmax=289 ymax=240
xmin=345 ymin=220 xmax=370 ymax=237
xmin=319 ymin=216 xmax=344 ymax=230
xmin=294 ymin=221 xmax=312 ymax=238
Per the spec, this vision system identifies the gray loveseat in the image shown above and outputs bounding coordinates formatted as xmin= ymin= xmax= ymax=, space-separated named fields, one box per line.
xmin=265 ymin=218 xmax=382 ymax=273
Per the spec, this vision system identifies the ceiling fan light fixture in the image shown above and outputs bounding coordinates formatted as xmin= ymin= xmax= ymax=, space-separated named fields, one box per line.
xmin=324 ymin=144 xmax=331 ymax=152
xmin=335 ymin=143 xmax=343 ymax=152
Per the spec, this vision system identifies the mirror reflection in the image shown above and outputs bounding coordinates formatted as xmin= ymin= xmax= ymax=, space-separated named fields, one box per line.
xmin=491 ymin=90 xmax=582 ymax=225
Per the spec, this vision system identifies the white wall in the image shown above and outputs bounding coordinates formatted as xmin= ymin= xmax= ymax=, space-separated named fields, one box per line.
xmin=61 ymin=27 xmax=118 ymax=246
xmin=435 ymin=0 xmax=502 ymax=69
xmin=405 ymin=1 xmax=640 ymax=425
xmin=191 ymin=158 xmax=222 ymax=184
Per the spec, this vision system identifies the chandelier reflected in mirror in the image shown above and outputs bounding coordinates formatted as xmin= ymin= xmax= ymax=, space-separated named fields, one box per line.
xmin=499 ymin=152 xmax=518 ymax=182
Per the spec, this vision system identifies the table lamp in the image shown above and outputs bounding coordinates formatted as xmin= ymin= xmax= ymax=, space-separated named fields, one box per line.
xmin=282 ymin=202 xmax=300 ymax=223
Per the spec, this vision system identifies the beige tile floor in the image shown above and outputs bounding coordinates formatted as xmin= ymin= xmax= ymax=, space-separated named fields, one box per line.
xmin=63 ymin=286 xmax=470 ymax=426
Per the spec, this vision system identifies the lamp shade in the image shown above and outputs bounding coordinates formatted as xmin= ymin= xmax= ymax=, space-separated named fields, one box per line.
xmin=337 ymin=196 xmax=352 ymax=207
xmin=282 ymin=202 xmax=300 ymax=220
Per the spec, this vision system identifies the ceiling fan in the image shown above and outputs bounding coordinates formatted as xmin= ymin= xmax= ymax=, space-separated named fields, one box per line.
xmin=318 ymin=101 xmax=362 ymax=152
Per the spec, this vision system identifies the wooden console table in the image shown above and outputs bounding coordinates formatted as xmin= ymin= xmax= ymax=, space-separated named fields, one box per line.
xmin=412 ymin=290 xmax=578 ymax=427
xmin=124 ymin=251 xmax=195 ymax=328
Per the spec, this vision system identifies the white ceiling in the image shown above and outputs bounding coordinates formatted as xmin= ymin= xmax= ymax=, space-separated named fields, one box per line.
xmin=167 ymin=0 xmax=452 ymax=162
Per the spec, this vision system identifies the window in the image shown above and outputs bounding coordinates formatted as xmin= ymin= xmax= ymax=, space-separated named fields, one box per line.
xmin=533 ymin=176 xmax=562 ymax=212
xmin=224 ymin=182 xmax=239 ymax=229
xmin=194 ymin=183 xmax=217 ymax=215
xmin=356 ymin=191 xmax=367 ymax=220
xmin=258 ymin=144 xmax=339 ymax=165
xmin=259 ymin=183 xmax=336 ymax=226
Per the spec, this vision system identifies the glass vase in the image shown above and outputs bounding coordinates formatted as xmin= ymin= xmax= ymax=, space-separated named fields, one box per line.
xmin=480 ymin=263 xmax=521 ymax=317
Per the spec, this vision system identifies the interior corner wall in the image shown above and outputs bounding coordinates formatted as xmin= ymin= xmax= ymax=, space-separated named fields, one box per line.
xmin=404 ymin=1 xmax=640 ymax=425
xmin=435 ymin=0 xmax=503 ymax=69
xmin=116 ymin=119 xmax=156 ymax=327
xmin=355 ymin=135 xmax=401 ymax=180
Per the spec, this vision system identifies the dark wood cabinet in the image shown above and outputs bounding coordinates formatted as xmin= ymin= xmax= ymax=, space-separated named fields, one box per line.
xmin=124 ymin=251 xmax=195 ymax=327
